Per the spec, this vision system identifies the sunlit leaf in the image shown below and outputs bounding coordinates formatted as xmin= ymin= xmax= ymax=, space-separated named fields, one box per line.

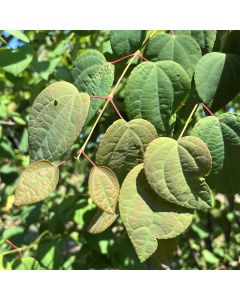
xmin=144 ymin=136 xmax=212 ymax=211
xmin=88 ymin=209 xmax=118 ymax=234
xmin=29 ymin=81 xmax=90 ymax=162
xmin=14 ymin=160 xmax=59 ymax=206
xmin=96 ymin=119 xmax=158 ymax=183
xmin=88 ymin=166 xmax=120 ymax=214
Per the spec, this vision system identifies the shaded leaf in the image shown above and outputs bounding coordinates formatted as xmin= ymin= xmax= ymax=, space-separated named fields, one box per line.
xmin=88 ymin=209 xmax=118 ymax=234
xmin=149 ymin=238 xmax=177 ymax=267
xmin=33 ymin=57 xmax=61 ymax=80
xmin=88 ymin=166 xmax=120 ymax=214
xmin=119 ymin=164 xmax=193 ymax=262
xmin=144 ymin=33 xmax=201 ymax=77
xmin=191 ymin=112 xmax=240 ymax=194
xmin=110 ymin=30 xmax=146 ymax=57
xmin=72 ymin=50 xmax=114 ymax=123
xmin=124 ymin=61 xmax=190 ymax=135
xmin=144 ymin=136 xmax=212 ymax=211
xmin=96 ymin=119 xmax=158 ymax=183
xmin=194 ymin=52 xmax=240 ymax=111
xmin=29 ymin=81 xmax=90 ymax=162
xmin=176 ymin=30 xmax=217 ymax=55
xmin=14 ymin=160 xmax=59 ymax=206
xmin=0 ymin=45 xmax=33 ymax=76
xmin=221 ymin=30 xmax=240 ymax=56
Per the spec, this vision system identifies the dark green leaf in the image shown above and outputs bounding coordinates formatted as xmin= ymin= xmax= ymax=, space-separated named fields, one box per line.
xmin=124 ymin=61 xmax=190 ymax=134
xmin=194 ymin=52 xmax=240 ymax=111
xmin=144 ymin=33 xmax=201 ymax=77
xmin=191 ymin=112 xmax=240 ymax=194
xmin=72 ymin=50 xmax=114 ymax=123
xmin=110 ymin=30 xmax=146 ymax=57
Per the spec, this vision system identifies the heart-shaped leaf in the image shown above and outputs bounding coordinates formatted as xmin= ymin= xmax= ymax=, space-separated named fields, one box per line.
xmin=0 ymin=45 xmax=33 ymax=76
xmin=176 ymin=30 xmax=217 ymax=55
xmin=72 ymin=50 xmax=114 ymax=123
xmin=110 ymin=30 xmax=146 ymax=57
xmin=14 ymin=160 xmax=59 ymax=206
xmin=124 ymin=61 xmax=190 ymax=135
xmin=88 ymin=209 xmax=118 ymax=234
xmin=88 ymin=166 xmax=120 ymax=214
xmin=191 ymin=112 xmax=240 ymax=194
xmin=144 ymin=136 xmax=212 ymax=211
xmin=29 ymin=81 xmax=90 ymax=162
xmin=194 ymin=52 xmax=240 ymax=111
xmin=119 ymin=164 xmax=193 ymax=262
xmin=96 ymin=119 xmax=158 ymax=183
xmin=144 ymin=33 xmax=201 ymax=78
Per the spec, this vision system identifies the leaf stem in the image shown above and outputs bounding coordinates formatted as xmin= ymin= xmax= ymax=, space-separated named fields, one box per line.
xmin=200 ymin=102 xmax=216 ymax=117
xmin=6 ymin=240 xmax=23 ymax=259
xmin=90 ymin=96 xmax=124 ymax=120
xmin=109 ymin=53 xmax=148 ymax=64
xmin=178 ymin=103 xmax=199 ymax=140
xmin=75 ymin=149 xmax=96 ymax=168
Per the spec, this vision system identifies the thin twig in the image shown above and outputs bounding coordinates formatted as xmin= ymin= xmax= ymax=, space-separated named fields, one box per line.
xmin=90 ymin=96 xmax=124 ymax=120
xmin=178 ymin=103 xmax=199 ymax=140
xmin=6 ymin=240 xmax=23 ymax=259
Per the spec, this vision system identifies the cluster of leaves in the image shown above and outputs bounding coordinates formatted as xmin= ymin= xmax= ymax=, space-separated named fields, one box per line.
xmin=1 ymin=30 xmax=240 ymax=270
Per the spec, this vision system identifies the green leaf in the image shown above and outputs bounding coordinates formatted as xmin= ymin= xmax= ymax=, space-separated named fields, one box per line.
xmin=12 ymin=257 xmax=42 ymax=270
xmin=110 ymin=30 xmax=146 ymax=57
xmin=72 ymin=50 xmax=114 ymax=123
xmin=144 ymin=33 xmax=201 ymax=78
xmin=124 ymin=61 xmax=190 ymax=134
xmin=176 ymin=30 xmax=217 ymax=55
xmin=0 ymin=45 xmax=33 ymax=76
xmin=119 ymin=164 xmax=193 ymax=262
xmin=144 ymin=136 xmax=212 ymax=211
xmin=96 ymin=119 xmax=158 ymax=183
xmin=6 ymin=30 xmax=30 ymax=43
xmin=194 ymin=52 xmax=240 ymax=111
xmin=191 ymin=112 xmax=240 ymax=194
xmin=88 ymin=166 xmax=120 ymax=214
xmin=88 ymin=209 xmax=118 ymax=234
xmin=14 ymin=160 xmax=59 ymax=206
xmin=202 ymin=249 xmax=219 ymax=265
xmin=29 ymin=81 xmax=90 ymax=162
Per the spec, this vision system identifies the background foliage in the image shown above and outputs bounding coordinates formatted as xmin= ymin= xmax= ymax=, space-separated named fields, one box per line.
xmin=0 ymin=30 xmax=240 ymax=270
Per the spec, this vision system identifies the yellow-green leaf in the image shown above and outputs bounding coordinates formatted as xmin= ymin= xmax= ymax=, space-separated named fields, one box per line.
xmin=29 ymin=81 xmax=90 ymax=162
xmin=88 ymin=209 xmax=118 ymax=234
xmin=88 ymin=166 xmax=120 ymax=214
xmin=96 ymin=119 xmax=158 ymax=183
xmin=14 ymin=160 xmax=59 ymax=206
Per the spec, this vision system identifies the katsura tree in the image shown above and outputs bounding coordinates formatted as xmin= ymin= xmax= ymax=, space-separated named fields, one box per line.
xmin=4 ymin=30 xmax=240 ymax=267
